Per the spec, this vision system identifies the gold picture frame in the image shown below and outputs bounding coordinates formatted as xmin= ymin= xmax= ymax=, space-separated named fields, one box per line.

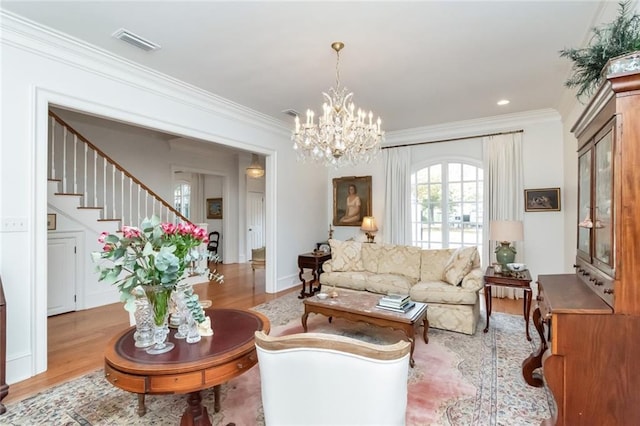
xmin=207 ymin=198 xmax=223 ymax=219
xmin=47 ymin=213 xmax=57 ymax=230
xmin=524 ymin=188 xmax=561 ymax=212
xmin=332 ymin=176 xmax=372 ymax=227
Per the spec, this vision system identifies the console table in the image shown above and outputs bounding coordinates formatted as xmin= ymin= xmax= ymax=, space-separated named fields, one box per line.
xmin=104 ymin=308 xmax=270 ymax=426
xmin=297 ymin=252 xmax=331 ymax=299
xmin=483 ymin=266 xmax=533 ymax=341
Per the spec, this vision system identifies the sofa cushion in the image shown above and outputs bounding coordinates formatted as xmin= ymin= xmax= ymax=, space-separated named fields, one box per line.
xmin=361 ymin=243 xmax=383 ymax=273
xmin=376 ymin=244 xmax=421 ymax=283
xmin=365 ymin=274 xmax=413 ymax=295
xmin=442 ymin=246 xmax=478 ymax=286
xmin=420 ymin=249 xmax=456 ymax=281
xmin=329 ymin=239 xmax=364 ymax=272
xmin=319 ymin=271 xmax=371 ymax=291
xmin=410 ymin=280 xmax=479 ymax=305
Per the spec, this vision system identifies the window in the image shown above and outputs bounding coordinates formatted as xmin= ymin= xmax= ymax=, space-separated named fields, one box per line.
xmin=411 ymin=161 xmax=483 ymax=252
xmin=174 ymin=182 xmax=191 ymax=218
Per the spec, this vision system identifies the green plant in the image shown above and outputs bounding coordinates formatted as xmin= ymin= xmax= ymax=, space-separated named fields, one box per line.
xmin=560 ymin=1 xmax=640 ymax=100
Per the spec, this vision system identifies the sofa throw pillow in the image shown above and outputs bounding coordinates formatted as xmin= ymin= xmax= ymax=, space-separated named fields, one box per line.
xmin=329 ymin=239 xmax=364 ymax=272
xmin=442 ymin=246 xmax=478 ymax=286
xmin=376 ymin=244 xmax=422 ymax=282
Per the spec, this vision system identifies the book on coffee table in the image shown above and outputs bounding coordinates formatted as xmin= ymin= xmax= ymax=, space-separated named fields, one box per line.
xmin=379 ymin=294 xmax=411 ymax=308
xmin=375 ymin=301 xmax=416 ymax=313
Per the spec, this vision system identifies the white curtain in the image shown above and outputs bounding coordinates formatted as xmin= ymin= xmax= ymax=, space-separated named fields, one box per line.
xmin=482 ymin=133 xmax=524 ymax=299
xmin=190 ymin=173 xmax=206 ymax=224
xmin=383 ymin=146 xmax=411 ymax=245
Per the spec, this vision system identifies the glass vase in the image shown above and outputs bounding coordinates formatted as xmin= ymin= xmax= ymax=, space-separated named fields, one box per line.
xmin=143 ymin=285 xmax=175 ymax=355
xmin=133 ymin=294 xmax=154 ymax=348
xmin=172 ymin=282 xmax=190 ymax=339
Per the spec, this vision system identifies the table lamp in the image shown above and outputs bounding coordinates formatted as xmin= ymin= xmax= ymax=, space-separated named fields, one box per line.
xmin=489 ymin=220 xmax=523 ymax=266
xmin=361 ymin=216 xmax=378 ymax=243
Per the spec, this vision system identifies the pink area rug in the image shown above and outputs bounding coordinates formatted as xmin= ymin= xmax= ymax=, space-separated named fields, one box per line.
xmin=1 ymin=292 xmax=552 ymax=425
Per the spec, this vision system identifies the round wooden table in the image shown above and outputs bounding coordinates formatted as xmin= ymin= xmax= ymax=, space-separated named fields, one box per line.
xmin=104 ymin=308 xmax=270 ymax=426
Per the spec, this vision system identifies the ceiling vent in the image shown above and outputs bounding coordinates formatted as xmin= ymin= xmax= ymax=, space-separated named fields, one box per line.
xmin=112 ymin=28 xmax=160 ymax=52
xmin=282 ymin=109 xmax=300 ymax=118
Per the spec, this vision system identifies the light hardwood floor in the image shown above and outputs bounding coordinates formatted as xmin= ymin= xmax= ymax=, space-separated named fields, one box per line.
xmin=4 ymin=262 xmax=523 ymax=405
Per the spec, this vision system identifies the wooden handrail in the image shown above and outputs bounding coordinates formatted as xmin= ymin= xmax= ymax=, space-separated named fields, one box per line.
xmin=49 ymin=111 xmax=190 ymax=224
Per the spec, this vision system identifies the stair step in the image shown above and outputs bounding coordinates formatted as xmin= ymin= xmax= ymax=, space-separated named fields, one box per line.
xmin=54 ymin=192 xmax=83 ymax=197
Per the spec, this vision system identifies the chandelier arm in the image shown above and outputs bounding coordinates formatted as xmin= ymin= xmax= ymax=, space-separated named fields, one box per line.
xmin=335 ymin=49 xmax=341 ymax=90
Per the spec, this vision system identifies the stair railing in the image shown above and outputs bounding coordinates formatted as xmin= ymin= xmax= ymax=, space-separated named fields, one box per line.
xmin=48 ymin=111 xmax=189 ymax=227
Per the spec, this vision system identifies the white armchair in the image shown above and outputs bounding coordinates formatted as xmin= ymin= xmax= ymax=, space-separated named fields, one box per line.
xmin=254 ymin=331 xmax=411 ymax=426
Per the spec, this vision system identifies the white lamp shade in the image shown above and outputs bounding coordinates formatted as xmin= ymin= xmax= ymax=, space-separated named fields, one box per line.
xmin=489 ymin=220 xmax=523 ymax=242
xmin=361 ymin=216 xmax=378 ymax=232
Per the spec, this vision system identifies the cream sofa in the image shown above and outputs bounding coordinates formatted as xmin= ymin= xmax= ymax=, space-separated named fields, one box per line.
xmin=319 ymin=240 xmax=483 ymax=335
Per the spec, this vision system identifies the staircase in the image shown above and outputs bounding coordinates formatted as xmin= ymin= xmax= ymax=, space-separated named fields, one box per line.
xmin=48 ymin=111 xmax=189 ymax=230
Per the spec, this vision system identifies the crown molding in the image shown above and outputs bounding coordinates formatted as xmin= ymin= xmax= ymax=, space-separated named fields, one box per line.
xmin=384 ymin=108 xmax=561 ymax=146
xmin=0 ymin=10 xmax=290 ymax=138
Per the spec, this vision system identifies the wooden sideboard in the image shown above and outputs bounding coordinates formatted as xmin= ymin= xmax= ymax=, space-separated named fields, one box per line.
xmin=523 ymin=58 xmax=640 ymax=425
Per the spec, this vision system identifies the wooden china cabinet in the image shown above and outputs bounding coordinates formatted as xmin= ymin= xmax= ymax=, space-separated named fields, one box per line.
xmin=523 ymin=56 xmax=640 ymax=425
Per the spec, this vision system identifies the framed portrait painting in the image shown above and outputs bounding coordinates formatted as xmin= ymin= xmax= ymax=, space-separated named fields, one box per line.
xmin=524 ymin=188 xmax=561 ymax=212
xmin=207 ymin=198 xmax=223 ymax=219
xmin=332 ymin=176 xmax=372 ymax=226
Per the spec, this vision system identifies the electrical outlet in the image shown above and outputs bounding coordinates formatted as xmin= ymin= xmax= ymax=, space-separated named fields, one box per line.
xmin=2 ymin=217 xmax=28 ymax=232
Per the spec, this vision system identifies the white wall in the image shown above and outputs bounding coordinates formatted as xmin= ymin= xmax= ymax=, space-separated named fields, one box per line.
xmin=329 ymin=110 xmax=568 ymax=279
xmin=0 ymin=12 xmax=328 ymax=384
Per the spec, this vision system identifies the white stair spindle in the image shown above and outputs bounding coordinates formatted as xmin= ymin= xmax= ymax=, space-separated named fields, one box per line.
xmin=50 ymin=117 xmax=56 ymax=180
xmin=83 ymin=144 xmax=88 ymax=206
xmin=73 ymin=134 xmax=78 ymax=194
xmin=111 ymin=165 xmax=116 ymax=220
xmin=62 ymin=126 xmax=67 ymax=192
xmin=102 ymin=157 xmax=107 ymax=217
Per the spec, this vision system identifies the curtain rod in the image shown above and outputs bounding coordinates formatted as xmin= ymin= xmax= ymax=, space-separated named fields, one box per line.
xmin=381 ymin=129 xmax=524 ymax=150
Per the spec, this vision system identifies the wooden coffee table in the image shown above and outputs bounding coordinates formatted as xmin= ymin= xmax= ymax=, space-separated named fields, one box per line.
xmin=104 ymin=308 xmax=270 ymax=426
xmin=302 ymin=289 xmax=428 ymax=367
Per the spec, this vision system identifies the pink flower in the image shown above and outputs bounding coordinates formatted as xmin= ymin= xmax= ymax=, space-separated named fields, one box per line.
xmin=177 ymin=222 xmax=194 ymax=235
xmin=97 ymin=231 xmax=109 ymax=244
xmin=161 ymin=223 xmax=177 ymax=235
xmin=194 ymin=228 xmax=208 ymax=241
xmin=103 ymin=244 xmax=113 ymax=252
xmin=121 ymin=226 xmax=141 ymax=239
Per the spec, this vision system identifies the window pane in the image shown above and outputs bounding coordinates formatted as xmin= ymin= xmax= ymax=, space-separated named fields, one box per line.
xmin=412 ymin=161 xmax=483 ymax=255
xmin=448 ymin=163 xmax=461 ymax=181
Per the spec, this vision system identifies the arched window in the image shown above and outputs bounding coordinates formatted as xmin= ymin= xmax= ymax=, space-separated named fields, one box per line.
xmin=411 ymin=161 xmax=483 ymax=252
xmin=174 ymin=181 xmax=191 ymax=218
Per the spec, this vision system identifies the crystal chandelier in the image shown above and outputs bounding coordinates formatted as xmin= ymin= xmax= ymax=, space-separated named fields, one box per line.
xmin=292 ymin=42 xmax=384 ymax=167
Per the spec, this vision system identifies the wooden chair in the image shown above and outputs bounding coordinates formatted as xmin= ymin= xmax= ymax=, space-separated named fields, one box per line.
xmin=250 ymin=247 xmax=265 ymax=287
xmin=254 ymin=330 xmax=410 ymax=425
xmin=206 ymin=231 xmax=220 ymax=258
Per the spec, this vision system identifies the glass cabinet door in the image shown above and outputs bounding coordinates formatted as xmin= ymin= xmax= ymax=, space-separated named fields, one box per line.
xmin=577 ymin=149 xmax=592 ymax=259
xmin=593 ymin=126 xmax=614 ymax=273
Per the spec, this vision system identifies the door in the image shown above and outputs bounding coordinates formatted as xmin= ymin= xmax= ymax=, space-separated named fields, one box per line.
xmin=247 ymin=191 xmax=265 ymax=258
xmin=47 ymin=236 xmax=76 ymax=316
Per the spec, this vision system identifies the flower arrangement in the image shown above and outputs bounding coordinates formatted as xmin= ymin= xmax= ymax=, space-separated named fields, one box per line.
xmin=91 ymin=216 xmax=223 ymax=318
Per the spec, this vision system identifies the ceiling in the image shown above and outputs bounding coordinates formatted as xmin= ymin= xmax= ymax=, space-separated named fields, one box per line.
xmin=2 ymin=1 xmax=612 ymax=133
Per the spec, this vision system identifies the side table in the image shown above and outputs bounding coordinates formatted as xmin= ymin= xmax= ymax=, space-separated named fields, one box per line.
xmin=483 ymin=266 xmax=533 ymax=341
xmin=297 ymin=252 xmax=331 ymax=299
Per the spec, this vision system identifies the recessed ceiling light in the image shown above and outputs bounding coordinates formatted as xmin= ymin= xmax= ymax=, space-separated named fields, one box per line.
xmin=497 ymin=99 xmax=510 ymax=106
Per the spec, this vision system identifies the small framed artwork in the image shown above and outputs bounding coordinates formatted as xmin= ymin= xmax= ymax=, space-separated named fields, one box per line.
xmin=47 ymin=213 xmax=57 ymax=230
xmin=207 ymin=198 xmax=223 ymax=219
xmin=524 ymin=188 xmax=561 ymax=212
xmin=332 ymin=175 xmax=372 ymax=227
